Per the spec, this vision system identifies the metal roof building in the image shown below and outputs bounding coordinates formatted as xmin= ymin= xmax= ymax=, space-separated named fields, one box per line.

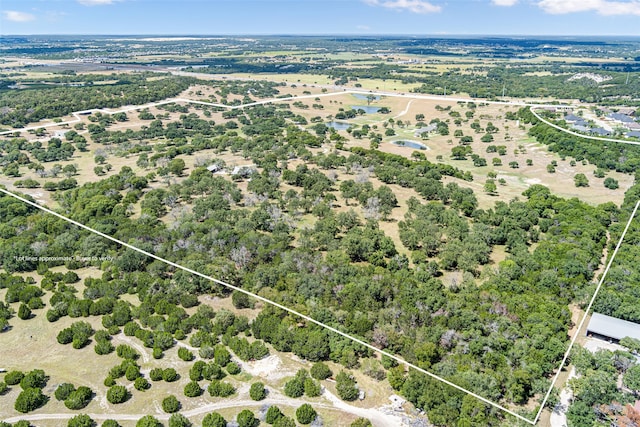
xmin=586 ymin=312 xmax=640 ymax=342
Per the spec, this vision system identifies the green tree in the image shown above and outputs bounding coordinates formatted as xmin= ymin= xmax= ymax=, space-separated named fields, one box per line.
xmin=624 ymin=365 xmax=640 ymax=395
xmin=351 ymin=418 xmax=372 ymax=427
xmin=604 ymin=177 xmax=619 ymax=189
xmin=64 ymin=386 xmax=93 ymax=410
xmin=202 ymin=413 xmax=226 ymax=427
xmin=265 ymin=405 xmax=284 ymax=424
xmin=237 ymin=409 xmax=258 ymax=427
xmin=310 ymin=362 xmax=332 ymax=380
xmin=296 ymin=404 xmax=317 ymax=425
xmin=484 ymin=179 xmax=497 ymax=195
xmin=162 ymin=395 xmax=181 ymax=413
xmin=336 ymin=371 xmax=359 ymax=401
xmin=106 ymin=385 xmax=128 ymax=404
xmin=18 ymin=303 xmax=32 ymax=320
xmin=184 ymin=381 xmax=203 ymax=398
xmin=168 ymin=158 xmax=186 ymax=176
xmin=283 ymin=377 xmax=304 ymax=398
xmin=168 ymin=414 xmax=192 ymax=427
xmin=249 ymin=382 xmax=266 ymax=401
xmin=67 ymin=414 xmax=95 ymax=427
xmin=574 ymin=173 xmax=589 ymax=187
xmin=136 ymin=416 xmax=162 ymax=427
xmin=162 ymin=368 xmax=179 ymax=382
xmin=20 ymin=369 xmax=47 ymax=390
xmin=273 ymin=417 xmax=296 ymax=427
xmin=5 ymin=370 xmax=24 ymax=385
xmin=15 ymin=387 xmax=48 ymax=413
xmin=134 ymin=377 xmax=150 ymax=391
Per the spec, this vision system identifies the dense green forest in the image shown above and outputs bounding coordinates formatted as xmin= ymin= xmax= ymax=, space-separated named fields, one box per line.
xmin=0 ymin=109 xmax=630 ymax=424
xmin=2 ymin=66 xmax=640 ymax=424
xmin=0 ymin=74 xmax=195 ymax=127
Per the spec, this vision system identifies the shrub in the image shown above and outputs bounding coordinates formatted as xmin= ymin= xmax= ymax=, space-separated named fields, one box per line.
xmin=95 ymin=340 xmax=115 ymax=355
xmin=153 ymin=347 xmax=163 ymax=359
xmin=310 ymin=362 xmax=332 ymax=380
xmin=249 ymin=382 xmax=266 ymax=401
xmin=162 ymin=395 xmax=180 ymax=413
xmin=58 ymin=328 xmax=74 ymax=344
xmin=225 ymin=361 xmax=240 ymax=375
xmin=208 ymin=380 xmax=235 ymax=397
xmin=304 ymin=378 xmax=321 ymax=397
xmin=15 ymin=387 xmax=48 ymax=413
xmin=102 ymin=420 xmax=121 ymax=427
xmin=273 ymin=416 xmax=296 ymax=427
xmin=231 ymin=291 xmax=253 ymax=309
xmin=204 ymin=363 xmax=224 ymax=380
xmin=125 ymin=365 xmax=141 ymax=381
xmin=351 ymin=418 xmax=373 ymax=427
xmin=168 ymin=413 xmax=192 ymax=427
xmin=178 ymin=347 xmax=194 ymax=361
xmin=162 ymin=368 xmax=179 ymax=382
xmin=201 ymin=413 xmax=226 ymax=427
xmin=283 ymin=378 xmax=304 ymax=398
xmin=103 ymin=374 xmax=116 ymax=387
xmin=214 ymin=345 xmax=231 ymax=366
xmin=149 ymin=368 xmax=164 ymax=381
xmin=123 ymin=321 xmax=140 ymax=336
xmin=106 ymin=385 xmax=128 ymax=404
xmin=296 ymin=404 xmax=317 ymax=425
xmin=336 ymin=371 xmax=359 ymax=401
xmin=116 ymin=344 xmax=139 ymax=360
xmin=134 ymin=377 xmax=150 ymax=391
xmin=265 ymin=405 xmax=284 ymax=424
xmin=237 ymin=410 xmax=258 ymax=427
xmin=67 ymin=414 xmax=95 ymax=427
xmin=604 ymin=177 xmax=619 ymax=189
xmin=64 ymin=386 xmax=93 ymax=410
xmin=189 ymin=361 xmax=206 ymax=381
xmin=20 ymin=369 xmax=47 ymax=390
xmin=5 ymin=370 xmax=24 ymax=385
xmin=184 ymin=381 xmax=203 ymax=397
xmin=136 ymin=416 xmax=162 ymax=427
xmin=0 ymin=382 xmax=8 ymax=395
xmin=18 ymin=303 xmax=32 ymax=320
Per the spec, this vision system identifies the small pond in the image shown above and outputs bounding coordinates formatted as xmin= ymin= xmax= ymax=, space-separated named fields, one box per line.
xmin=352 ymin=93 xmax=381 ymax=101
xmin=351 ymin=105 xmax=381 ymax=114
xmin=326 ymin=121 xmax=352 ymax=131
xmin=392 ymin=140 xmax=428 ymax=150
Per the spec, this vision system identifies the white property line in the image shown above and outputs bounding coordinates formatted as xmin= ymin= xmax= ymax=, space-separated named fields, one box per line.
xmin=0 ymin=187 xmax=535 ymax=425
xmin=530 ymin=107 xmax=640 ymax=147
xmin=532 ymin=199 xmax=640 ymax=425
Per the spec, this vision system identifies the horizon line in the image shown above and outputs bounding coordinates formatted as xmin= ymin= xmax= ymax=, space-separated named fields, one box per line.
xmin=3 ymin=33 xmax=640 ymax=38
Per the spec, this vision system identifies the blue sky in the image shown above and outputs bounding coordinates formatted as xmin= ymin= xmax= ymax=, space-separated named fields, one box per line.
xmin=2 ymin=0 xmax=640 ymax=36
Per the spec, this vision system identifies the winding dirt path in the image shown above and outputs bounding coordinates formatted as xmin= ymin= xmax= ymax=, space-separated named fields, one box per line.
xmin=4 ymin=389 xmax=406 ymax=426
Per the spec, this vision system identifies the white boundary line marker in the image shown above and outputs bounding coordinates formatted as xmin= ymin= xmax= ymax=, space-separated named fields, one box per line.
xmin=533 ymin=199 xmax=640 ymax=425
xmin=0 ymin=187 xmax=536 ymax=425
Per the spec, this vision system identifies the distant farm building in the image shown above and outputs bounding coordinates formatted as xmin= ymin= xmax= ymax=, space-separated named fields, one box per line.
xmin=586 ymin=312 xmax=640 ymax=343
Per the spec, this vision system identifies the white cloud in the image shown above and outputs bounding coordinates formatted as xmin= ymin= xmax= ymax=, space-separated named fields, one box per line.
xmin=357 ymin=25 xmax=371 ymax=30
xmin=364 ymin=0 xmax=442 ymax=14
xmin=491 ymin=0 xmax=518 ymax=6
xmin=537 ymin=0 xmax=640 ymax=15
xmin=3 ymin=11 xmax=36 ymax=22
xmin=77 ymin=0 xmax=118 ymax=5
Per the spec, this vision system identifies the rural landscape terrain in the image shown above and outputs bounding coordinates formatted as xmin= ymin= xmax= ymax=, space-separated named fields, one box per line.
xmin=1 ymin=33 xmax=640 ymax=427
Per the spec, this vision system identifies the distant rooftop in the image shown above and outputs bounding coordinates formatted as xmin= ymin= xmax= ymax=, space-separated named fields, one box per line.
xmin=587 ymin=312 xmax=640 ymax=342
